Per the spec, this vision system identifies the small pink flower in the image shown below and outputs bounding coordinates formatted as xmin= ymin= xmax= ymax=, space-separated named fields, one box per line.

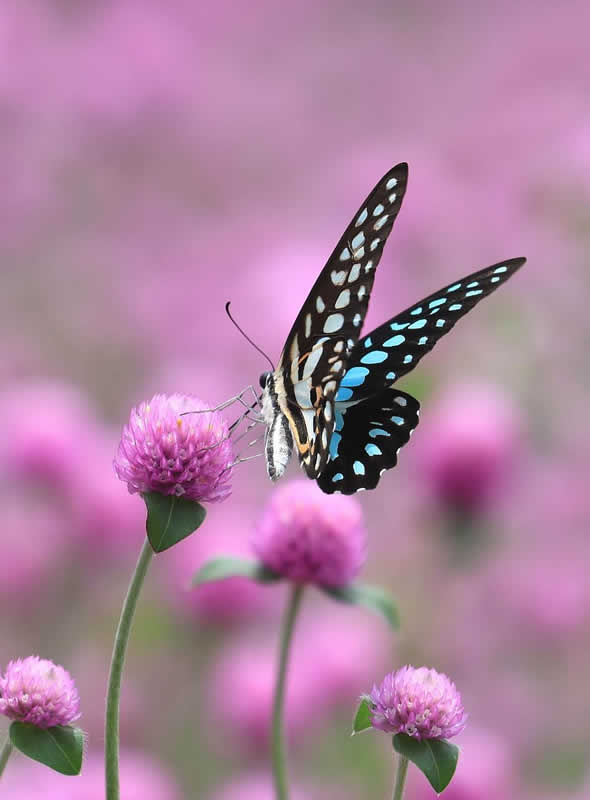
xmin=253 ymin=481 xmax=366 ymax=587
xmin=369 ymin=665 xmax=466 ymax=740
xmin=0 ymin=656 xmax=80 ymax=728
xmin=114 ymin=393 xmax=234 ymax=504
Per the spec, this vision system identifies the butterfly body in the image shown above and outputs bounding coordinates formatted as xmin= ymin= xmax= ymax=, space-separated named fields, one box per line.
xmin=257 ymin=163 xmax=524 ymax=494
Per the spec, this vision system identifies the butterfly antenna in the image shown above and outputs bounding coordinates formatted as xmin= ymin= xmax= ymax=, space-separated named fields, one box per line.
xmin=225 ymin=301 xmax=275 ymax=372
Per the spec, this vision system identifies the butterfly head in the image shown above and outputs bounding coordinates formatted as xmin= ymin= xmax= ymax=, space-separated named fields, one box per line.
xmin=259 ymin=371 xmax=271 ymax=389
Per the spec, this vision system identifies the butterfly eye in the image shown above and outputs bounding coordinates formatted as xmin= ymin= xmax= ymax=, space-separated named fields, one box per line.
xmin=259 ymin=372 xmax=271 ymax=389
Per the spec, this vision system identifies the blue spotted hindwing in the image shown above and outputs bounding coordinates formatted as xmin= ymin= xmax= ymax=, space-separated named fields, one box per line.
xmin=318 ymin=257 xmax=525 ymax=494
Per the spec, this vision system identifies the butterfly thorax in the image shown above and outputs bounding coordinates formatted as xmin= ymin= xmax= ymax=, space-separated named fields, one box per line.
xmin=261 ymin=373 xmax=294 ymax=481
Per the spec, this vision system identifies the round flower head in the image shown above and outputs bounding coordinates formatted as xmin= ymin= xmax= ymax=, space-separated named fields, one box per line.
xmin=369 ymin=665 xmax=466 ymax=740
xmin=253 ymin=480 xmax=366 ymax=587
xmin=114 ymin=393 xmax=234 ymax=504
xmin=0 ymin=656 xmax=80 ymax=728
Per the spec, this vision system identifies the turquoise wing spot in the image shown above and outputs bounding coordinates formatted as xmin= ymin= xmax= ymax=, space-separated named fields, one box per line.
xmin=360 ymin=350 xmax=388 ymax=364
xmin=369 ymin=428 xmax=390 ymax=438
xmin=428 ymin=298 xmax=446 ymax=308
xmin=335 ymin=386 xmax=354 ymax=402
xmin=353 ymin=460 xmax=366 ymax=475
xmin=340 ymin=366 xmax=370 ymax=388
xmin=449 ymin=303 xmax=462 ymax=311
xmin=465 ymin=289 xmax=483 ymax=297
xmin=386 ymin=371 xmax=396 ymax=380
xmin=418 ymin=336 xmax=428 ymax=345
xmin=408 ymin=318 xmax=427 ymax=329
xmin=332 ymin=472 xmax=344 ymax=482
xmin=391 ymin=416 xmax=404 ymax=425
xmin=390 ymin=321 xmax=409 ymax=331
xmin=383 ymin=334 xmax=405 ymax=347
xmin=410 ymin=306 xmax=422 ymax=316
xmin=403 ymin=354 xmax=413 ymax=364
xmin=329 ymin=432 xmax=342 ymax=459
xmin=363 ymin=337 xmax=372 ymax=348
xmin=365 ymin=443 xmax=382 ymax=456
xmin=436 ymin=319 xmax=445 ymax=327
xmin=335 ymin=410 xmax=345 ymax=431
xmin=494 ymin=266 xmax=508 ymax=274
xmin=447 ymin=282 xmax=461 ymax=292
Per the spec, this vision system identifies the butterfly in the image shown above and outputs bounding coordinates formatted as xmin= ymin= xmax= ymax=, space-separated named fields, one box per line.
xmin=258 ymin=163 xmax=525 ymax=494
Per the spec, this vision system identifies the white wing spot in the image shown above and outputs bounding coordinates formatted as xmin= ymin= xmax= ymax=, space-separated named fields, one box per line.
xmin=321 ymin=428 xmax=328 ymax=449
xmin=355 ymin=208 xmax=368 ymax=226
xmin=373 ymin=203 xmax=385 ymax=216
xmin=324 ymin=313 xmax=345 ymax=333
xmin=388 ymin=192 xmax=397 ymax=204
xmin=351 ymin=232 xmax=365 ymax=250
xmin=353 ymin=313 xmax=362 ymax=326
xmin=335 ymin=289 xmax=351 ymax=309
xmin=364 ymin=260 xmax=374 ymax=272
xmin=386 ymin=177 xmax=397 ymax=190
xmin=316 ymin=296 xmax=325 ymax=313
xmin=348 ymin=263 xmax=361 ymax=282
xmin=394 ymin=396 xmax=407 ymax=407
xmin=289 ymin=335 xmax=300 ymax=363
xmin=331 ymin=270 xmax=347 ymax=286
xmin=324 ymin=379 xmax=337 ymax=394
xmin=357 ymin=285 xmax=366 ymax=300
xmin=331 ymin=359 xmax=343 ymax=373
xmin=304 ymin=313 xmax=312 ymax=338
xmin=301 ymin=345 xmax=324 ymax=380
xmin=374 ymin=215 xmax=389 ymax=231
xmin=339 ymin=248 xmax=350 ymax=262
xmin=324 ymin=401 xmax=333 ymax=421
xmin=333 ymin=341 xmax=345 ymax=353
xmin=370 ymin=238 xmax=380 ymax=251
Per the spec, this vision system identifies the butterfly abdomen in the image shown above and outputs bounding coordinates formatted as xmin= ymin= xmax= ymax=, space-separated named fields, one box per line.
xmin=262 ymin=374 xmax=294 ymax=481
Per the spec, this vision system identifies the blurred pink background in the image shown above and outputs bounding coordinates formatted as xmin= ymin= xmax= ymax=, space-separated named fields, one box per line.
xmin=1 ymin=1 xmax=589 ymax=797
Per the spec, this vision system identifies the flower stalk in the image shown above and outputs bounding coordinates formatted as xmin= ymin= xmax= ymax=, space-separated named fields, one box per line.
xmin=105 ymin=538 xmax=154 ymax=800
xmin=271 ymin=584 xmax=304 ymax=800
xmin=392 ymin=753 xmax=409 ymax=800
xmin=0 ymin=739 xmax=13 ymax=779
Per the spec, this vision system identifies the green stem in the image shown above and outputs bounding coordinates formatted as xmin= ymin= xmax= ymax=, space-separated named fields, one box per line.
xmin=0 ymin=739 xmax=14 ymax=779
xmin=271 ymin=584 xmax=304 ymax=800
xmin=105 ymin=538 xmax=154 ymax=800
xmin=392 ymin=754 xmax=409 ymax=800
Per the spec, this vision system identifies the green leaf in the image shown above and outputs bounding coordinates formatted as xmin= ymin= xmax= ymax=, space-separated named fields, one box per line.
xmin=322 ymin=582 xmax=400 ymax=631
xmin=143 ymin=492 xmax=207 ymax=552
xmin=9 ymin=722 xmax=84 ymax=776
xmin=393 ymin=733 xmax=459 ymax=793
xmin=192 ymin=556 xmax=281 ymax=586
xmin=352 ymin=697 xmax=373 ymax=735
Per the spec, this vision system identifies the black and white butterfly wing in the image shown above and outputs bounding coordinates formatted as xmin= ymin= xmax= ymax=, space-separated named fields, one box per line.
xmin=317 ymin=257 xmax=525 ymax=493
xmin=272 ymin=162 xmax=409 ymax=478
xmin=317 ymin=389 xmax=420 ymax=494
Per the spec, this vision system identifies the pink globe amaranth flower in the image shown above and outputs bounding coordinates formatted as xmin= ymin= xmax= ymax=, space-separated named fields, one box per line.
xmin=369 ymin=665 xmax=467 ymax=740
xmin=416 ymin=383 xmax=522 ymax=512
xmin=114 ymin=393 xmax=234 ymax=504
xmin=0 ymin=656 xmax=80 ymax=728
xmin=252 ymin=480 xmax=366 ymax=587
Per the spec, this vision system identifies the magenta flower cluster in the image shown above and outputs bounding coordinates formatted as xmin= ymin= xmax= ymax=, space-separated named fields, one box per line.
xmin=0 ymin=656 xmax=80 ymax=729
xmin=253 ymin=480 xmax=366 ymax=588
xmin=369 ymin=665 xmax=467 ymax=740
xmin=114 ymin=393 xmax=234 ymax=504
